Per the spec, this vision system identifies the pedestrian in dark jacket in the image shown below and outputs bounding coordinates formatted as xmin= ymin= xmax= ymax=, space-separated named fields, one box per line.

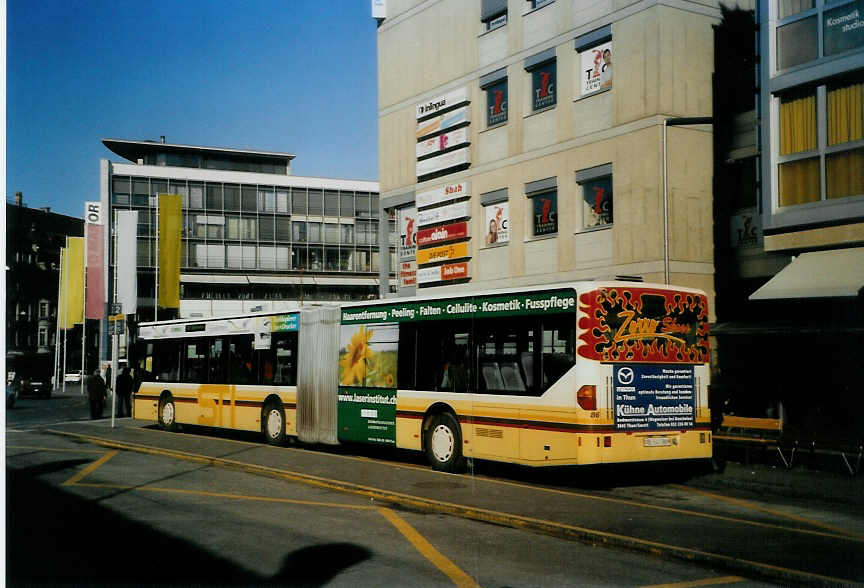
xmin=87 ymin=370 xmax=107 ymax=419
xmin=116 ymin=367 xmax=133 ymax=418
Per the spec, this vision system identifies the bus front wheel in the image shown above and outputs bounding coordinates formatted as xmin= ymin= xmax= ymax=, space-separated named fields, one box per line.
xmin=425 ymin=413 xmax=465 ymax=473
xmin=158 ymin=395 xmax=178 ymax=432
xmin=262 ymin=401 xmax=286 ymax=446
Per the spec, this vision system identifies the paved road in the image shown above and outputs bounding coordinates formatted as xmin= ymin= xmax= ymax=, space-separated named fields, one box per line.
xmin=6 ymin=398 xmax=863 ymax=586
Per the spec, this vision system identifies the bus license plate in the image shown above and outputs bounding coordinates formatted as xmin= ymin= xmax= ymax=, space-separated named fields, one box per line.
xmin=644 ymin=437 xmax=671 ymax=447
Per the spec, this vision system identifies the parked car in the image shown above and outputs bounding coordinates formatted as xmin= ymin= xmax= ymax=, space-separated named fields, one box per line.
xmin=7 ymin=372 xmax=18 ymax=408
xmin=64 ymin=371 xmax=83 ymax=384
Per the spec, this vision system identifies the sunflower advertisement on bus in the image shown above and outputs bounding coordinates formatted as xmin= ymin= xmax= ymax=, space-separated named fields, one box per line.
xmin=338 ymin=323 xmax=399 ymax=444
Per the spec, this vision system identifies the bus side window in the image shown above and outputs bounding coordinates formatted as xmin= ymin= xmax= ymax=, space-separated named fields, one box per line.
xmin=209 ymin=338 xmax=227 ymax=384
xmin=183 ymin=340 xmax=207 ymax=384
xmin=397 ymin=323 xmax=417 ymax=390
xmin=417 ymin=321 xmax=471 ymax=393
xmin=272 ymin=332 xmax=297 ymax=386
xmin=541 ymin=315 xmax=575 ymax=391
xmin=228 ymin=335 xmax=255 ymax=385
xmin=153 ymin=340 xmax=181 ymax=382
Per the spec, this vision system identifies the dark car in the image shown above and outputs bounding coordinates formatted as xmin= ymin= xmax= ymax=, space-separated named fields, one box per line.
xmin=6 ymin=354 xmax=53 ymax=399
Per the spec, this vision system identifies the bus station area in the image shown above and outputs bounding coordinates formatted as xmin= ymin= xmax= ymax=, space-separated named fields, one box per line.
xmin=6 ymin=408 xmax=863 ymax=587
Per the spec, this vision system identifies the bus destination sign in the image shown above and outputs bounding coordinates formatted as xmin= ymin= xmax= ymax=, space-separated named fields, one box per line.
xmin=341 ymin=289 xmax=577 ymax=324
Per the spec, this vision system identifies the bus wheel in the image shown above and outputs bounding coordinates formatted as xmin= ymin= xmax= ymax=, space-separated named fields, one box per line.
xmin=426 ymin=413 xmax=464 ymax=473
xmin=158 ymin=395 xmax=178 ymax=432
xmin=263 ymin=401 xmax=286 ymax=446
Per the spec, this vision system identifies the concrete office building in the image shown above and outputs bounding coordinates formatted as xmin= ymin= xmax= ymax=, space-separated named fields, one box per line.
xmin=374 ymin=0 xmax=721 ymax=317
xmin=100 ymin=138 xmax=390 ymax=323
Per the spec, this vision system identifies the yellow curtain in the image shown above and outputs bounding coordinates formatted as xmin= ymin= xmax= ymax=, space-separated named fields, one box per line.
xmin=779 ymin=93 xmax=817 ymax=155
xmin=779 ymin=158 xmax=820 ymax=206
xmin=158 ymin=194 xmax=182 ymax=309
xmin=827 ymin=149 xmax=864 ymax=200
xmin=828 ymin=82 xmax=864 ymax=146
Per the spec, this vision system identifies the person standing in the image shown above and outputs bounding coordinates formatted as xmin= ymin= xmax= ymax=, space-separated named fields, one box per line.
xmin=86 ymin=369 xmax=107 ymax=419
xmin=116 ymin=367 xmax=133 ymax=418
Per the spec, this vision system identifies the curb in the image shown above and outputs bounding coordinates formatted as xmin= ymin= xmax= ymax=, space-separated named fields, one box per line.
xmin=49 ymin=429 xmax=855 ymax=587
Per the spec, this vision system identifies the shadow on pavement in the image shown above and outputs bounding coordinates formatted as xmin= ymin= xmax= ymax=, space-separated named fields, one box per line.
xmin=7 ymin=467 xmax=371 ymax=586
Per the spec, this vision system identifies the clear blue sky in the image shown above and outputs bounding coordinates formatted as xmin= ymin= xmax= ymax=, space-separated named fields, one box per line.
xmin=7 ymin=0 xmax=379 ymax=218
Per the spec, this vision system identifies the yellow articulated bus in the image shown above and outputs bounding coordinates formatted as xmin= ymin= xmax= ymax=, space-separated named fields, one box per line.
xmin=133 ymin=281 xmax=712 ymax=472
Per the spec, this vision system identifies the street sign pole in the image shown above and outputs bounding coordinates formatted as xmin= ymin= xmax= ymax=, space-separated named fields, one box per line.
xmin=110 ymin=304 xmax=122 ymax=429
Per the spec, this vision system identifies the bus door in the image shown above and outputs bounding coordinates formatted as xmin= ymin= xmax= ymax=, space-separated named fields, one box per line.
xmin=198 ymin=337 xmax=227 ymax=427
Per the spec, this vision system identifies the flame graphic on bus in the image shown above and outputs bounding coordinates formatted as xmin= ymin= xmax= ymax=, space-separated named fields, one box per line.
xmin=577 ymin=287 xmax=709 ymax=363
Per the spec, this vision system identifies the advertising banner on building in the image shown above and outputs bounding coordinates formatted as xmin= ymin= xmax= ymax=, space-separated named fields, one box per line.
xmin=416 ymin=127 xmax=470 ymax=159
xmin=158 ymin=194 xmax=182 ymax=309
xmin=400 ymin=261 xmax=417 ymax=288
xmin=417 ymin=221 xmax=470 ymax=247
xmin=398 ymin=207 xmax=417 ymax=261
xmin=416 ymin=106 xmax=470 ymax=140
xmin=416 ymin=87 xmax=469 ymax=120
xmin=416 ymin=261 xmax=469 ymax=284
xmin=417 ymin=182 xmax=469 ymax=209
xmin=580 ymin=41 xmax=613 ymax=97
xmin=532 ymin=192 xmax=558 ymax=235
xmin=582 ymin=176 xmax=612 ymax=228
xmin=417 ymin=200 xmax=471 ymax=227
xmin=116 ymin=211 xmax=139 ymax=315
xmin=730 ymin=210 xmax=761 ymax=248
xmin=483 ymin=202 xmax=509 ymax=245
xmin=416 ymin=241 xmax=469 ymax=265
xmin=85 ymin=223 xmax=105 ymax=319
xmin=613 ymin=364 xmax=695 ymax=432
xmin=60 ymin=237 xmax=85 ymax=329
xmin=416 ymin=147 xmax=471 ymax=179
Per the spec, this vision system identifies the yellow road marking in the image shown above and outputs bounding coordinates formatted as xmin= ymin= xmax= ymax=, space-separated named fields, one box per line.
xmin=673 ymin=484 xmax=864 ymax=541
xmin=109 ymin=427 xmax=864 ymax=543
xmin=48 ymin=430 xmax=860 ymax=586
xmin=62 ymin=450 xmax=118 ymax=486
xmin=7 ymin=445 xmax=108 ymax=454
xmin=378 ymin=507 xmax=480 ymax=588
xmin=641 ymin=576 xmax=745 ymax=588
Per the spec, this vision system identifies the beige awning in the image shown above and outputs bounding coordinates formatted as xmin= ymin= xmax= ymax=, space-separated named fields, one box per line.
xmin=749 ymin=247 xmax=864 ymax=300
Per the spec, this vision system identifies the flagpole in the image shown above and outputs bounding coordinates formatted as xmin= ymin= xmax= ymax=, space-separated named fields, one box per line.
xmin=62 ymin=237 xmax=68 ymax=396
xmin=54 ymin=247 xmax=64 ymax=394
xmin=111 ymin=210 xmax=119 ymax=428
xmin=81 ymin=224 xmax=87 ymax=397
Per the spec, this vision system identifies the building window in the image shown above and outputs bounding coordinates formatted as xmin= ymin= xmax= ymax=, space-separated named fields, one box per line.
xmin=39 ymin=302 xmax=50 ymax=318
xmin=481 ymin=0 xmax=507 ymax=30
xmin=776 ymin=76 xmax=864 ymax=207
xmin=38 ymin=327 xmax=49 ymax=348
xmin=575 ymin=26 xmax=612 ymax=98
xmin=481 ymin=68 xmax=508 ymax=127
xmin=529 ymin=0 xmax=554 ymax=9
xmin=525 ymin=178 xmax=558 ymax=237
xmin=775 ymin=1 xmax=863 ymax=71
xmin=480 ymin=188 xmax=509 ymax=246
xmin=576 ymin=164 xmax=613 ymax=229
xmin=528 ymin=58 xmax=556 ymax=111
xmin=777 ymin=14 xmax=818 ymax=70
xmin=778 ymin=0 xmax=813 ymax=20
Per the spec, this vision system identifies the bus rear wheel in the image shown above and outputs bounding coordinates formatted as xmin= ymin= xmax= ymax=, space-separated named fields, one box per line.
xmin=263 ymin=401 xmax=286 ymax=446
xmin=425 ymin=413 xmax=465 ymax=473
xmin=158 ymin=395 xmax=177 ymax=432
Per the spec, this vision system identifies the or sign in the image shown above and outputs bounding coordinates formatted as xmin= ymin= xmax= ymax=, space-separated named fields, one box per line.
xmin=416 ymin=261 xmax=469 ymax=284
xmin=483 ymin=202 xmax=509 ymax=245
xmin=417 ymin=200 xmax=470 ymax=227
xmin=417 ymin=221 xmax=470 ymax=247
xmin=398 ymin=207 xmax=417 ymax=261
xmin=580 ymin=41 xmax=612 ymax=97
xmin=416 ymin=106 xmax=470 ymax=140
xmin=417 ymin=241 xmax=469 ymax=265
xmin=613 ymin=365 xmax=695 ymax=431
xmin=417 ymin=182 xmax=469 ymax=209
xmin=341 ymin=288 xmax=577 ymax=324
xmin=400 ymin=261 xmax=417 ymax=287
xmin=824 ymin=1 xmax=863 ymax=56
xmin=416 ymin=127 xmax=469 ymax=159
xmin=85 ymin=201 xmax=103 ymax=225
xmin=416 ymin=147 xmax=471 ymax=179
xmin=532 ymin=191 xmax=558 ymax=235
xmin=416 ymin=87 xmax=469 ymax=119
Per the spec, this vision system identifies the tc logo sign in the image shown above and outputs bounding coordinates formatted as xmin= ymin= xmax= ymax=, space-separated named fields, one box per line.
xmin=617 ymin=367 xmax=635 ymax=385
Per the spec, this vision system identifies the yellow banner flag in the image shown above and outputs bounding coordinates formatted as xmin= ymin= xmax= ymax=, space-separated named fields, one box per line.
xmin=61 ymin=237 xmax=85 ymax=329
xmin=158 ymin=193 xmax=182 ymax=309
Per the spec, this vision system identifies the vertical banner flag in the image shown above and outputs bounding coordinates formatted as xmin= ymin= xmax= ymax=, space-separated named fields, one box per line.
xmin=85 ymin=201 xmax=105 ymax=319
xmin=61 ymin=237 xmax=85 ymax=329
xmin=116 ymin=210 xmax=139 ymax=315
xmin=158 ymin=194 xmax=182 ymax=309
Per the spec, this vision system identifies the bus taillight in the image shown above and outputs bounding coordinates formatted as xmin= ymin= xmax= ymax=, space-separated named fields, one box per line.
xmin=577 ymin=385 xmax=596 ymax=411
